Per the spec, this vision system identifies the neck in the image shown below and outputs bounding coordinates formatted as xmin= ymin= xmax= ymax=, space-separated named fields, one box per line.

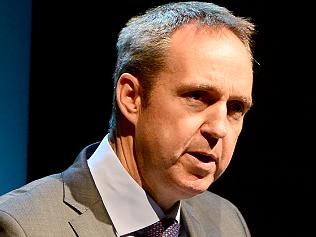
xmin=109 ymin=127 xmax=179 ymax=212
xmin=109 ymin=128 xmax=143 ymax=187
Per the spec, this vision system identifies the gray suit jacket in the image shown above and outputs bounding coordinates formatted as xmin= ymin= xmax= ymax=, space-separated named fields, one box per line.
xmin=0 ymin=143 xmax=251 ymax=237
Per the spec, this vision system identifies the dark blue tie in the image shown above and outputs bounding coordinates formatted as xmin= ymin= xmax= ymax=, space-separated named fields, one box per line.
xmin=144 ymin=218 xmax=180 ymax=237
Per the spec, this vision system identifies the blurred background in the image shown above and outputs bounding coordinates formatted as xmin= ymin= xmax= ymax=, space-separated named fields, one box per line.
xmin=0 ymin=0 xmax=314 ymax=236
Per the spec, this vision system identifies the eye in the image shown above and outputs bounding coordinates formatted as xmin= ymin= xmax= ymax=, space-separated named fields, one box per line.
xmin=227 ymin=101 xmax=246 ymax=119
xmin=182 ymin=91 xmax=210 ymax=110
xmin=184 ymin=91 xmax=211 ymax=105
xmin=188 ymin=91 xmax=205 ymax=101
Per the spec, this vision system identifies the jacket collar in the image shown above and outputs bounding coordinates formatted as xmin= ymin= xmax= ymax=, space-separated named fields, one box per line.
xmin=181 ymin=200 xmax=208 ymax=237
xmin=62 ymin=143 xmax=116 ymax=237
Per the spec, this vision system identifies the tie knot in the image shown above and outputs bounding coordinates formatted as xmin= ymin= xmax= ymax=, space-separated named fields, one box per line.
xmin=144 ymin=218 xmax=180 ymax=237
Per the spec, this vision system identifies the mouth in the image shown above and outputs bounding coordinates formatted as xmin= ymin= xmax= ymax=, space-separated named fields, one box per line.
xmin=187 ymin=152 xmax=215 ymax=163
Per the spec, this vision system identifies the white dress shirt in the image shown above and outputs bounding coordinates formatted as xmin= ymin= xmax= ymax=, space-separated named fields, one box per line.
xmin=87 ymin=134 xmax=181 ymax=237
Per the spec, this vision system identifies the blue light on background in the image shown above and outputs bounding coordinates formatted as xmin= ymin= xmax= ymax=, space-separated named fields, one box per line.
xmin=0 ymin=0 xmax=32 ymax=195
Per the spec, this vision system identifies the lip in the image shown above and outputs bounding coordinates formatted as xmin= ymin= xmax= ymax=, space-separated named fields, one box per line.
xmin=186 ymin=151 xmax=217 ymax=172
xmin=187 ymin=151 xmax=217 ymax=163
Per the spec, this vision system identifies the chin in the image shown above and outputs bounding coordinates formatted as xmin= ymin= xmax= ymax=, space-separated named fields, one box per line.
xmin=178 ymin=178 xmax=214 ymax=198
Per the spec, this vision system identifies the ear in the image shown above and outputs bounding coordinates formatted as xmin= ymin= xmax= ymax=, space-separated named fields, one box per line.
xmin=116 ymin=73 xmax=142 ymax=125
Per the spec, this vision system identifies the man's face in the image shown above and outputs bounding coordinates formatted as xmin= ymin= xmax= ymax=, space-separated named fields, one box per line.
xmin=134 ymin=25 xmax=253 ymax=208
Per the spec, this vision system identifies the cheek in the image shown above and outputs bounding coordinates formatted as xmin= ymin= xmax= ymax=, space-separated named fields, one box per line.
xmin=135 ymin=115 xmax=180 ymax=166
xmin=217 ymin=132 xmax=240 ymax=173
xmin=137 ymin=101 xmax=207 ymax=167
xmin=155 ymin=114 xmax=199 ymax=146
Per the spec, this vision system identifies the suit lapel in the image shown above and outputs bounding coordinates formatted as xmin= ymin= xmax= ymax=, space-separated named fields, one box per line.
xmin=181 ymin=201 xmax=208 ymax=237
xmin=62 ymin=143 xmax=116 ymax=237
xmin=69 ymin=201 xmax=116 ymax=237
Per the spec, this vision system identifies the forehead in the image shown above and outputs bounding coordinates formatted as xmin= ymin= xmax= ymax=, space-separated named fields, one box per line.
xmin=167 ymin=23 xmax=252 ymax=70
xmin=154 ymin=24 xmax=253 ymax=99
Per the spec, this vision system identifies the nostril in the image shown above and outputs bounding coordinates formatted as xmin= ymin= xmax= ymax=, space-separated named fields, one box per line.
xmin=200 ymin=132 xmax=219 ymax=149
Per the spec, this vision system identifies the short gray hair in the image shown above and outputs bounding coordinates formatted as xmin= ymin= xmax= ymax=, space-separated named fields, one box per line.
xmin=108 ymin=1 xmax=255 ymax=133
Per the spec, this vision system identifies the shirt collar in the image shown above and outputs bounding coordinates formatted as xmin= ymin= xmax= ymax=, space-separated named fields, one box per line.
xmin=87 ymin=134 xmax=181 ymax=236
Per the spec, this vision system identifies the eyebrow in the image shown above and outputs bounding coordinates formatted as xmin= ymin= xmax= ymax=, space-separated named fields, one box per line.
xmin=176 ymin=83 xmax=215 ymax=93
xmin=177 ymin=83 xmax=253 ymax=109
xmin=234 ymin=95 xmax=253 ymax=111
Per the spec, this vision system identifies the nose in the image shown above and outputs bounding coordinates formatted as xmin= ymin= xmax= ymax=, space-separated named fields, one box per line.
xmin=200 ymin=102 xmax=228 ymax=139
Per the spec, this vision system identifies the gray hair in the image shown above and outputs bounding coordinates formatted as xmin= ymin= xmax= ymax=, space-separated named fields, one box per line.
xmin=108 ymin=1 xmax=255 ymax=133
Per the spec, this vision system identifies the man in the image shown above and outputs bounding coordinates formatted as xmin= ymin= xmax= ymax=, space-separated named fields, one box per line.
xmin=0 ymin=1 xmax=255 ymax=236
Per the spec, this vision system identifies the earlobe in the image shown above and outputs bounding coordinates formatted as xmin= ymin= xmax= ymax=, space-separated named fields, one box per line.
xmin=116 ymin=73 xmax=141 ymax=125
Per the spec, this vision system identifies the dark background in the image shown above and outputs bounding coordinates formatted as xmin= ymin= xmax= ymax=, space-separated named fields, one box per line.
xmin=27 ymin=0 xmax=314 ymax=236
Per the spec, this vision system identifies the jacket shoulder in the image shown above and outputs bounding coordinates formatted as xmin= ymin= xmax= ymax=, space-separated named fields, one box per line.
xmin=0 ymin=173 xmax=63 ymax=209
xmin=0 ymin=174 xmax=78 ymax=236
xmin=184 ymin=191 xmax=239 ymax=211
xmin=182 ymin=191 xmax=251 ymax=236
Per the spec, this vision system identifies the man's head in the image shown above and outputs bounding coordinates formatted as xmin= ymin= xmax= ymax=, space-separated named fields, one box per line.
xmin=109 ymin=1 xmax=255 ymax=132
xmin=109 ymin=1 xmax=255 ymax=210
